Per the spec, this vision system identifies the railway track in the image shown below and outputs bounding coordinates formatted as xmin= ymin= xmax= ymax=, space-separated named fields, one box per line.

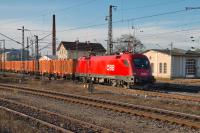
xmin=0 ymin=97 xmax=116 ymax=133
xmin=1 ymin=74 xmax=200 ymax=103
xmin=98 ymin=84 xmax=200 ymax=103
xmin=134 ymin=89 xmax=200 ymax=102
xmin=0 ymin=84 xmax=200 ymax=130
xmin=0 ymin=99 xmax=72 ymax=133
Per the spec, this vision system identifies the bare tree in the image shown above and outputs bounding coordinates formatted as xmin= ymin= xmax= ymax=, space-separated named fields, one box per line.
xmin=114 ymin=34 xmax=145 ymax=53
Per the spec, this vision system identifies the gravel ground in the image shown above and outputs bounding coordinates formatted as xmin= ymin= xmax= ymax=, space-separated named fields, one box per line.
xmin=14 ymin=79 xmax=200 ymax=116
xmin=0 ymin=110 xmax=42 ymax=133
xmin=156 ymin=79 xmax=200 ymax=86
xmin=0 ymin=76 xmax=200 ymax=133
xmin=0 ymin=89 xmax=199 ymax=133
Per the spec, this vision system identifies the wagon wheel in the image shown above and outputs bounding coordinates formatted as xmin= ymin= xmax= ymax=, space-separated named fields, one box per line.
xmin=112 ymin=80 xmax=121 ymax=87
xmin=123 ymin=82 xmax=130 ymax=89
xmin=111 ymin=80 xmax=117 ymax=87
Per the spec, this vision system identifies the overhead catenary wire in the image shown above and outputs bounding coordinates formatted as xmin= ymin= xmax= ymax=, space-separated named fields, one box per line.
xmin=2 ymin=8 xmax=197 ymax=36
xmin=1 ymin=7 xmax=198 ymax=35
xmin=0 ymin=0 xmax=98 ymax=27
xmin=0 ymin=0 xmax=184 ymax=26
xmin=22 ymin=16 xmax=200 ymax=40
xmin=50 ymin=18 xmax=200 ymax=42
xmin=118 ymin=0 xmax=187 ymax=12
xmin=58 ymin=9 xmax=189 ymax=32
xmin=1 ymin=5 xmax=199 ymax=54
xmin=137 ymin=28 xmax=200 ymax=38
xmin=38 ymin=33 xmax=52 ymax=41
xmin=0 ymin=1 xmax=198 ymax=35
xmin=0 ymin=33 xmax=21 ymax=45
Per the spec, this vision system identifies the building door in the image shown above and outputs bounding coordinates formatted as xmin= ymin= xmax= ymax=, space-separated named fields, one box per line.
xmin=186 ymin=59 xmax=196 ymax=78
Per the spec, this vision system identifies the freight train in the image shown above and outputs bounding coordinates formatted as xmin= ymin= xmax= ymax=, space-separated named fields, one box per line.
xmin=0 ymin=53 xmax=155 ymax=88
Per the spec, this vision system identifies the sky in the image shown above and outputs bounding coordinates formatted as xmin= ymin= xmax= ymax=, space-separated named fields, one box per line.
xmin=0 ymin=0 xmax=200 ymax=55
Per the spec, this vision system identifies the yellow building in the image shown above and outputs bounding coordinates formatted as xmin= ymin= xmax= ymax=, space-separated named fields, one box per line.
xmin=57 ymin=41 xmax=106 ymax=59
xmin=143 ymin=49 xmax=200 ymax=79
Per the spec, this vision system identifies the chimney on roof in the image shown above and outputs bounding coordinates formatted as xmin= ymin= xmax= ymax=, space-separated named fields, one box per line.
xmin=52 ymin=14 xmax=56 ymax=56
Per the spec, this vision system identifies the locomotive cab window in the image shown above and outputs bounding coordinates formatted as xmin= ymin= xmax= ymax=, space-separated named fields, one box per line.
xmin=133 ymin=58 xmax=150 ymax=69
xmin=123 ymin=60 xmax=129 ymax=67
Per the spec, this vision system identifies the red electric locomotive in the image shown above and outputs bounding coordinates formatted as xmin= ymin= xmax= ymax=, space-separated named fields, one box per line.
xmin=76 ymin=53 xmax=155 ymax=87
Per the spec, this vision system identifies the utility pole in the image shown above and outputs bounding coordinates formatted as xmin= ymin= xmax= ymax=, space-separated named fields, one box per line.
xmin=0 ymin=32 xmax=22 ymax=75
xmin=22 ymin=26 xmax=25 ymax=78
xmin=52 ymin=14 xmax=56 ymax=56
xmin=3 ymin=40 xmax=5 ymax=76
xmin=0 ymin=43 xmax=1 ymax=72
xmin=26 ymin=37 xmax=29 ymax=60
xmin=0 ymin=40 xmax=5 ymax=75
xmin=170 ymin=42 xmax=173 ymax=79
xmin=18 ymin=26 xmax=29 ymax=79
xmin=75 ymin=39 xmax=79 ymax=59
xmin=30 ymin=39 xmax=34 ymax=59
xmin=17 ymin=26 xmax=25 ymax=59
xmin=170 ymin=42 xmax=173 ymax=56
xmin=34 ymin=35 xmax=39 ymax=76
xmin=106 ymin=5 xmax=117 ymax=55
xmin=21 ymin=26 xmax=25 ymax=74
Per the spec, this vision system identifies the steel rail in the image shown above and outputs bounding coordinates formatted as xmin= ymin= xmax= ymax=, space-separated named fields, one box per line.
xmin=0 ymin=107 xmax=72 ymax=133
xmin=124 ymin=87 xmax=200 ymax=102
xmin=107 ymin=85 xmax=200 ymax=103
xmin=1 ymin=75 xmax=200 ymax=103
xmin=0 ymin=83 xmax=199 ymax=129
xmin=0 ymin=97 xmax=116 ymax=133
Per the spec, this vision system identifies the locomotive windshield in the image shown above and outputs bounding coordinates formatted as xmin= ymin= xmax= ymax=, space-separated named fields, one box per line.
xmin=133 ymin=58 xmax=150 ymax=69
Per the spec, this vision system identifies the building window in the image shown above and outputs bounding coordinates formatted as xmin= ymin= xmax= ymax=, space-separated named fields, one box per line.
xmin=159 ymin=63 xmax=162 ymax=73
xmin=186 ymin=59 xmax=196 ymax=75
xmin=150 ymin=63 xmax=154 ymax=73
xmin=164 ymin=63 xmax=167 ymax=73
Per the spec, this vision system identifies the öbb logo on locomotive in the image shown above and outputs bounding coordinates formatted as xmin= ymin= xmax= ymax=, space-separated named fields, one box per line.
xmin=106 ymin=64 xmax=115 ymax=71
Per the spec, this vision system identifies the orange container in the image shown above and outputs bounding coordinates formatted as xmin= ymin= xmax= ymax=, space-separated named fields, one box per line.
xmin=2 ymin=59 xmax=77 ymax=77
xmin=52 ymin=60 xmax=61 ymax=75
xmin=60 ymin=59 xmax=76 ymax=76
xmin=62 ymin=59 xmax=74 ymax=75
